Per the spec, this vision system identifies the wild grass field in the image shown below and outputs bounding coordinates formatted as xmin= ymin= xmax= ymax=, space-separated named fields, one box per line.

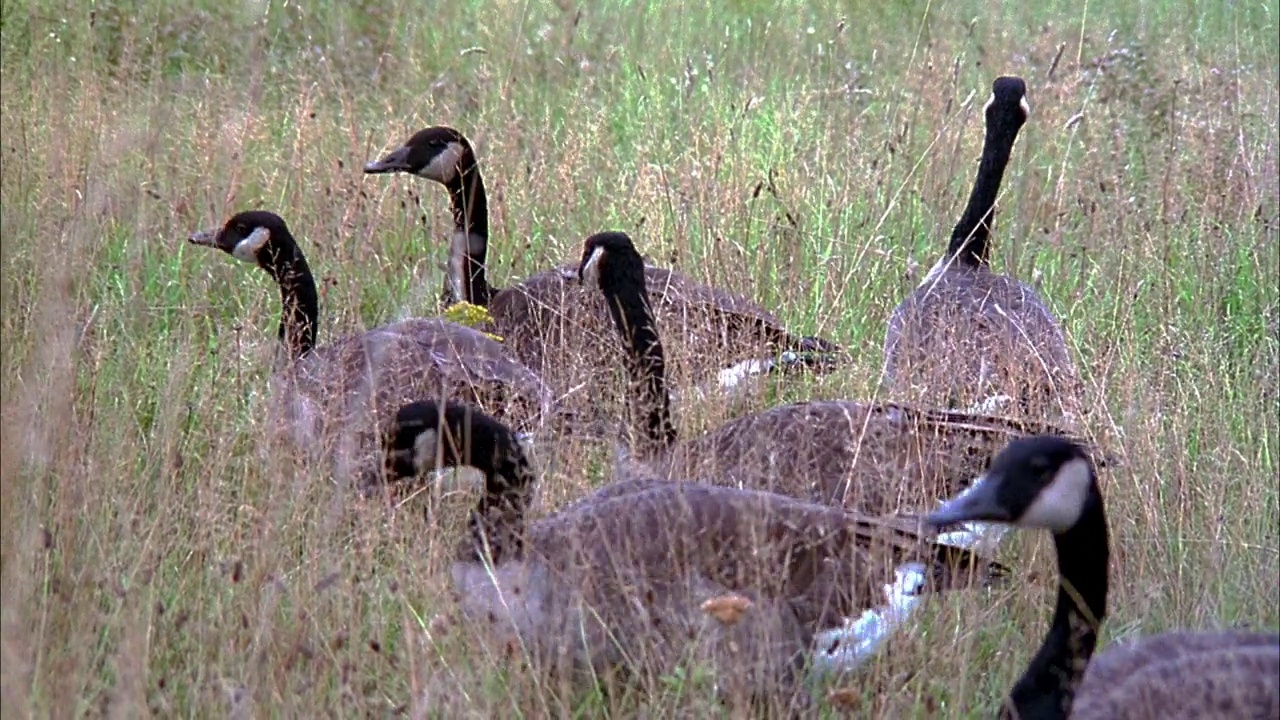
xmin=2 ymin=0 xmax=1278 ymax=716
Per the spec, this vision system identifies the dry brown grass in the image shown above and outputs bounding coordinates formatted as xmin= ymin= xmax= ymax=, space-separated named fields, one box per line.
xmin=2 ymin=0 xmax=1277 ymax=716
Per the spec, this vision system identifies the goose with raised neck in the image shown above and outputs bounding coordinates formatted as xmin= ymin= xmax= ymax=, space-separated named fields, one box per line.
xmin=883 ymin=76 xmax=1079 ymax=422
xmin=928 ymin=435 xmax=1279 ymax=719
xmin=187 ymin=209 xmax=557 ymax=475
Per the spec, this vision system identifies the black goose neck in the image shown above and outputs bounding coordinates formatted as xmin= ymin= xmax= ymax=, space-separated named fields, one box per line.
xmin=1004 ymin=490 xmax=1109 ymax=720
xmin=444 ymin=156 xmax=492 ymax=307
xmin=257 ymin=230 xmax=318 ymax=359
xmin=948 ymin=115 xmax=1021 ymax=267
xmin=600 ymin=265 xmax=677 ymax=457
xmin=459 ymin=416 xmax=536 ymax=565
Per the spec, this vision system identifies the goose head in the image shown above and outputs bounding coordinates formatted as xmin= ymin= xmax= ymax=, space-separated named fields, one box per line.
xmin=983 ymin=76 xmax=1032 ymax=145
xmin=188 ymin=210 xmax=294 ymax=272
xmin=577 ymin=230 xmax=645 ymax=292
xmin=364 ymin=126 xmax=474 ymax=184
xmin=928 ymin=434 xmax=1097 ymax=534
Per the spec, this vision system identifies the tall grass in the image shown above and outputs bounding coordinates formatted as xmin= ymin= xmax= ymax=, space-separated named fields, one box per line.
xmin=2 ymin=0 xmax=1277 ymax=716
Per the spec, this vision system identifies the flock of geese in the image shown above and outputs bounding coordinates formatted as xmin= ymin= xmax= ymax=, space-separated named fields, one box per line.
xmin=188 ymin=76 xmax=1278 ymax=717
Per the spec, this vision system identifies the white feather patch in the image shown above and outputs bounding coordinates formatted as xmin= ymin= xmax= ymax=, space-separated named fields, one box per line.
xmin=579 ymin=246 xmax=605 ymax=288
xmin=809 ymin=563 xmax=928 ymax=676
xmin=716 ymin=358 xmax=771 ymax=390
xmin=231 ymin=226 xmax=271 ymax=263
xmin=935 ymin=521 xmax=1011 ymax=556
xmin=421 ymin=141 xmax=466 ymax=183
xmin=1020 ymin=456 xmax=1092 ymax=532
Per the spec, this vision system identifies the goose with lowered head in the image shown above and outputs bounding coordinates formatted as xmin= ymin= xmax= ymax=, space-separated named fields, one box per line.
xmin=371 ymin=397 xmax=1008 ymax=710
xmin=576 ymin=230 xmax=1105 ymax=518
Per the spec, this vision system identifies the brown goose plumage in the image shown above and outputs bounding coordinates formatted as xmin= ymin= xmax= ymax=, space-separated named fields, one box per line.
xmin=883 ymin=77 xmax=1079 ymax=422
xmin=577 ymin=231 xmax=1104 ymax=515
xmin=928 ymin=435 xmax=1279 ymax=719
xmin=375 ymin=399 xmax=1006 ymax=707
xmin=363 ymin=126 xmax=840 ymax=408
xmin=187 ymin=210 xmax=556 ymax=473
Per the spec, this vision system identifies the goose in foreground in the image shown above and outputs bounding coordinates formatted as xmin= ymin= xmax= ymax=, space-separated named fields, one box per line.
xmin=187 ymin=210 xmax=557 ymax=473
xmin=883 ymin=76 xmax=1079 ymax=421
xmin=374 ymin=398 xmax=1007 ymax=708
xmin=577 ymin=231 xmax=1105 ymax=516
xmin=927 ymin=435 xmax=1279 ymax=719
xmin=363 ymin=125 xmax=840 ymax=398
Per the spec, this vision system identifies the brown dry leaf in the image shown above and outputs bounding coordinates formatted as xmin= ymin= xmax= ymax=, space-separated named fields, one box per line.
xmin=826 ymin=687 xmax=863 ymax=710
xmin=701 ymin=594 xmax=753 ymax=625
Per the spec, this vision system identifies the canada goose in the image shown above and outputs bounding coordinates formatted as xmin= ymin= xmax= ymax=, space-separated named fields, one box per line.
xmin=577 ymin=230 xmax=1102 ymax=516
xmin=882 ymin=76 xmax=1079 ymax=421
xmin=927 ymin=435 xmax=1279 ymax=719
xmin=374 ymin=398 xmax=1007 ymax=707
xmin=363 ymin=125 xmax=840 ymax=397
xmin=187 ymin=210 xmax=557 ymax=474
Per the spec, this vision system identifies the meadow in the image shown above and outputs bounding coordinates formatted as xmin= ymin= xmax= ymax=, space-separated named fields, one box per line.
xmin=1 ymin=0 xmax=1277 ymax=716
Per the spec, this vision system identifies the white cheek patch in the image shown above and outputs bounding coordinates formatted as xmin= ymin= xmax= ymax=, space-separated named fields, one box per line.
xmin=580 ymin=246 xmax=605 ymax=288
xmin=1020 ymin=457 xmax=1093 ymax=532
xmin=982 ymin=91 xmax=996 ymax=115
xmin=421 ymin=141 xmax=466 ymax=183
xmin=412 ymin=429 xmax=439 ymax=474
xmin=231 ymin=226 xmax=271 ymax=263
xmin=1019 ymin=96 xmax=1032 ymax=118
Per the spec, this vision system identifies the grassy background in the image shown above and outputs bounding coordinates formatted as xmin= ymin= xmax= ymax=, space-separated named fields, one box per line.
xmin=2 ymin=0 xmax=1277 ymax=715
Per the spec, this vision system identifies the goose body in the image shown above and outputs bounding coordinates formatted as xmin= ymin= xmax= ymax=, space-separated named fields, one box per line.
xmin=376 ymin=399 xmax=1005 ymax=705
xmin=883 ymin=77 xmax=1078 ymax=421
xmin=188 ymin=210 xmax=555 ymax=474
xmin=928 ymin=435 xmax=1279 ymax=719
xmin=577 ymin=231 xmax=1101 ymax=515
xmin=364 ymin=126 xmax=840 ymax=404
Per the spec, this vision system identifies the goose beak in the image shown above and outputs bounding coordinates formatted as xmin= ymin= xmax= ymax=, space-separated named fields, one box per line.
xmin=926 ymin=473 xmax=1011 ymax=528
xmin=188 ymin=229 xmax=219 ymax=247
xmin=363 ymin=146 xmax=413 ymax=174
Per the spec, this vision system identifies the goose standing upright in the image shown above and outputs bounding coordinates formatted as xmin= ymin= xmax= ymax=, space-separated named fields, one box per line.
xmin=883 ymin=77 xmax=1079 ymax=421
xmin=372 ymin=398 xmax=1007 ymax=709
xmin=187 ymin=210 xmax=556 ymax=475
xmin=927 ymin=435 xmax=1279 ymax=719
xmin=363 ymin=126 xmax=840 ymax=401
xmin=576 ymin=231 xmax=1105 ymax=515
